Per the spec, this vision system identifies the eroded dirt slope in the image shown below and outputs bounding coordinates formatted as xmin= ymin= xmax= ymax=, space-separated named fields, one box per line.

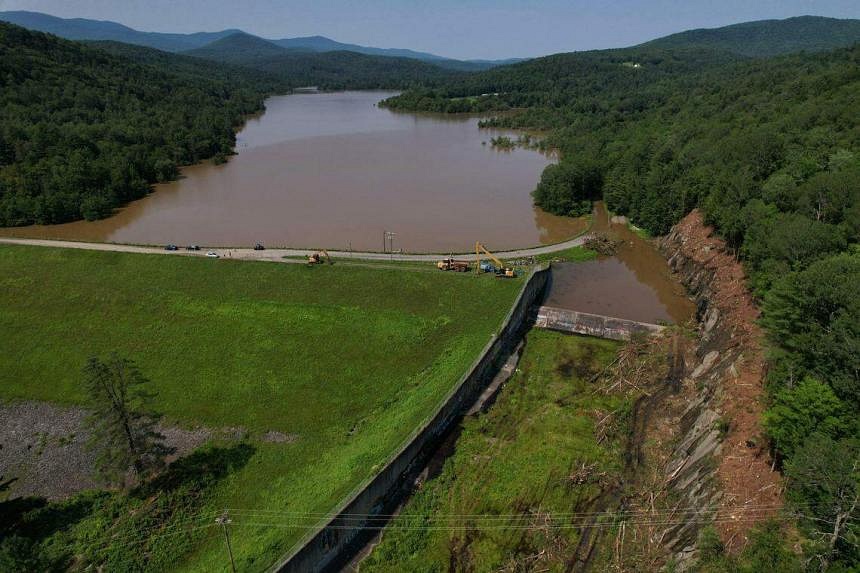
xmin=661 ymin=209 xmax=782 ymax=552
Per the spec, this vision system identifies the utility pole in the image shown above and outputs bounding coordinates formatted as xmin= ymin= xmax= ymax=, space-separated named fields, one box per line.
xmin=384 ymin=231 xmax=396 ymax=256
xmin=216 ymin=512 xmax=236 ymax=573
xmin=388 ymin=231 xmax=396 ymax=253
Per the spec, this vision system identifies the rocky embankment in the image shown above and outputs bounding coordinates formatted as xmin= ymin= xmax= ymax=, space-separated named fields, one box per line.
xmin=657 ymin=210 xmax=782 ymax=564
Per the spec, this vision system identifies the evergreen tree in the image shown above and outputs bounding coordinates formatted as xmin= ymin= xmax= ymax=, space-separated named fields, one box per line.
xmin=83 ymin=354 xmax=172 ymax=486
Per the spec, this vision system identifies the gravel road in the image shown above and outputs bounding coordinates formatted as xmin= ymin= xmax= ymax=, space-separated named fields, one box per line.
xmin=0 ymin=235 xmax=587 ymax=263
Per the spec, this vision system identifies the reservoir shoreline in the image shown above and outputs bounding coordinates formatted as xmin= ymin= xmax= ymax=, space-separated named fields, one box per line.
xmin=1 ymin=91 xmax=585 ymax=252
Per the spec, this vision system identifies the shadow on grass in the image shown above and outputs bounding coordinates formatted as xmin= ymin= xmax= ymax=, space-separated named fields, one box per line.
xmin=0 ymin=494 xmax=103 ymax=541
xmin=133 ymin=442 xmax=256 ymax=499
xmin=1 ymin=443 xmax=256 ymax=551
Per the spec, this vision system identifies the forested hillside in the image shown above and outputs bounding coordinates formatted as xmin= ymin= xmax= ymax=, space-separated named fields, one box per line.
xmin=640 ymin=15 xmax=860 ymax=57
xmin=88 ymin=41 xmax=287 ymax=94
xmin=0 ymin=10 xmax=241 ymax=52
xmin=0 ymin=11 xmax=500 ymax=70
xmin=0 ymin=23 xmax=275 ymax=226
xmin=184 ymin=34 xmax=461 ymax=89
xmin=184 ymin=32 xmax=297 ymax=63
xmin=383 ymin=42 xmax=860 ymax=569
xmin=380 ymin=47 xmax=743 ymax=113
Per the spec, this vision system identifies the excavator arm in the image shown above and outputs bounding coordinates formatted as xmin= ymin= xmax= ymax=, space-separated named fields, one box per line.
xmin=475 ymin=242 xmax=506 ymax=271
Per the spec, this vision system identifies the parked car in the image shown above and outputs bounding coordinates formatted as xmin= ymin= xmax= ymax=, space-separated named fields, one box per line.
xmin=206 ymin=251 xmax=220 ymax=258
xmin=164 ymin=244 xmax=178 ymax=251
xmin=254 ymin=243 xmax=265 ymax=251
xmin=186 ymin=245 xmax=201 ymax=251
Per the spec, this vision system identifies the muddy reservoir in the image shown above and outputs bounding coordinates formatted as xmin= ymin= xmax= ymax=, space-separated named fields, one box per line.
xmin=4 ymin=91 xmax=586 ymax=251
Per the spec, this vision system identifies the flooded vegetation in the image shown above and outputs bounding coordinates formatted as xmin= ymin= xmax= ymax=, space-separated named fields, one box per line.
xmin=1 ymin=92 xmax=587 ymax=252
xmin=544 ymin=203 xmax=695 ymax=324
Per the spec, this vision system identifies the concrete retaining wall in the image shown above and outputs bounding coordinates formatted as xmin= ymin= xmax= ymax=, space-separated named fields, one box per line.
xmin=534 ymin=305 xmax=665 ymax=340
xmin=272 ymin=266 xmax=551 ymax=573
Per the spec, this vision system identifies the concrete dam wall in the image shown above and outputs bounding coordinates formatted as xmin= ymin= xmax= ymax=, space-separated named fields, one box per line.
xmin=273 ymin=266 xmax=551 ymax=573
xmin=534 ymin=305 xmax=665 ymax=340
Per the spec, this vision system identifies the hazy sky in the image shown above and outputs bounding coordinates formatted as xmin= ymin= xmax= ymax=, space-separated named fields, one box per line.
xmin=1 ymin=0 xmax=859 ymax=59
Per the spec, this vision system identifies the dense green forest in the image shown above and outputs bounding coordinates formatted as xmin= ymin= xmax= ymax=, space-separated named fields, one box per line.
xmin=0 ymin=10 xmax=501 ymax=70
xmin=640 ymin=15 xmax=860 ymax=57
xmin=183 ymin=32 xmax=461 ymax=89
xmin=87 ymin=40 xmax=288 ymax=94
xmin=0 ymin=22 xmax=276 ymax=226
xmin=383 ymin=42 xmax=860 ymax=569
xmin=184 ymin=31 xmax=295 ymax=63
xmin=0 ymin=22 xmax=461 ymax=228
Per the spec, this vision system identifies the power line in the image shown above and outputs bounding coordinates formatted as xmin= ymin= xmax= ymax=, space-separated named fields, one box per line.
xmin=225 ymin=513 xmax=812 ymax=532
xmin=221 ymin=502 xmax=807 ymax=520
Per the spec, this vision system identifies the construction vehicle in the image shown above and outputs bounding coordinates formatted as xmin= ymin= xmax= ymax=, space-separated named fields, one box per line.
xmin=307 ymin=250 xmax=332 ymax=265
xmin=437 ymin=257 xmax=471 ymax=272
xmin=475 ymin=242 xmax=516 ymax=278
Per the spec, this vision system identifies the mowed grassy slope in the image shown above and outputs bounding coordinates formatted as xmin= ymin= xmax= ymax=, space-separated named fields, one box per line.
xmin=363 ymin=330 xmax=623 ymax=572
xmin=0 ymin=245 xmax=521 ymax=571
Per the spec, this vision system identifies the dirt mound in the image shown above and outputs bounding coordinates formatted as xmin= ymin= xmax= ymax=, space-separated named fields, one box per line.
xmin=583 ymin=232 xmax=623 ymax=256
xmin=663 ymin=209 xmax=782 ymax=552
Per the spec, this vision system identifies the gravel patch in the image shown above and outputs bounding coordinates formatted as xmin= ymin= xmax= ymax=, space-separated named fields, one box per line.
xmin=261 ymin=430 xmax=299 ymax=443
xmin=219 ymin=426 xmax=248 ymax=441
xmin=0 ymin=401 xmax=212 ymax=501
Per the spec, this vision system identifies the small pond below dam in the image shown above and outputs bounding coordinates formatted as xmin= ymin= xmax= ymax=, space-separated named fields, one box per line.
xmin=544 ymin=203 xmax=696 ymax=326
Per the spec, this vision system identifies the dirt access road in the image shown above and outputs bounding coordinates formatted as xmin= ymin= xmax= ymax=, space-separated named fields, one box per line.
xmin=0 ymin=236 xmax=587 ymax=263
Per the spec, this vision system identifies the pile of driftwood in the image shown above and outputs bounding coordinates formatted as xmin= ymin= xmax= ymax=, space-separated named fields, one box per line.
xmin=599 ymin=334 xmax=668 ymax=396
xmin=584 ymin=232 xmax=623 ymax=256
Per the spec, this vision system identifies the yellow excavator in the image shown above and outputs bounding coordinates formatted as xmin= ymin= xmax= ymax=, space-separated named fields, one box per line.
xmin=307 ymin=249 xmax=332 ymax=265
xmin=475 ymin=242 xmax=516 ymax=278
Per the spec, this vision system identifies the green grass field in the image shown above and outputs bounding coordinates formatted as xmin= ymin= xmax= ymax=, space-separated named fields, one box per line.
xmin=0 ymin=245 xmax=522 ymax=571
xmin=363 ymin=330 xmax=623 ymax=572
xmin=531 ymin=245 xmax=598 ymax=264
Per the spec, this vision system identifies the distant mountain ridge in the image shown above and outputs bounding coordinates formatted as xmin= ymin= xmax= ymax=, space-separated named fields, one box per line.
xmin=185 ymin=32 xmax=296 ymax=64
xmin=4 ymin=10 xmax=859 ymax=73
xmin=639 ymin=15 xmax=860 ymax=57
xmin=0 ymin=10 xmax=514 ymax=69
xmin=0 ymin=10 xmax=240 ymax=52
xmin=180 ymin=32 xmax=462 ymax=89
xmin=272 ymin=35 xmax=451 ymax=61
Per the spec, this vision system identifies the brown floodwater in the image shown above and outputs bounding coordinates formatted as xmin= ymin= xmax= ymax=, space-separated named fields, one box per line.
xmin=1 ymin=91 xmax=588 ymax=251
xmin=544 ymin=203 xmax=695 ymax=325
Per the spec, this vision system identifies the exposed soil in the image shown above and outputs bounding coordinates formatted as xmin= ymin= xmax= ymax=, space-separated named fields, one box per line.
xmin=0 ymin=400 xmax=211 ymax=500
xmin=663 ymin=210 xmax=783 ymax=552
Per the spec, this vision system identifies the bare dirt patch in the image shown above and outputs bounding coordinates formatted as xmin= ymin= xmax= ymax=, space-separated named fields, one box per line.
xmin=0 ymin=400 xmax=212 ymax=500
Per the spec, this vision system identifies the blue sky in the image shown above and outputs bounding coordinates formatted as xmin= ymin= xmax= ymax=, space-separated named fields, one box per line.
xmin=2 ymin=0 xmax=859 ymax=59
